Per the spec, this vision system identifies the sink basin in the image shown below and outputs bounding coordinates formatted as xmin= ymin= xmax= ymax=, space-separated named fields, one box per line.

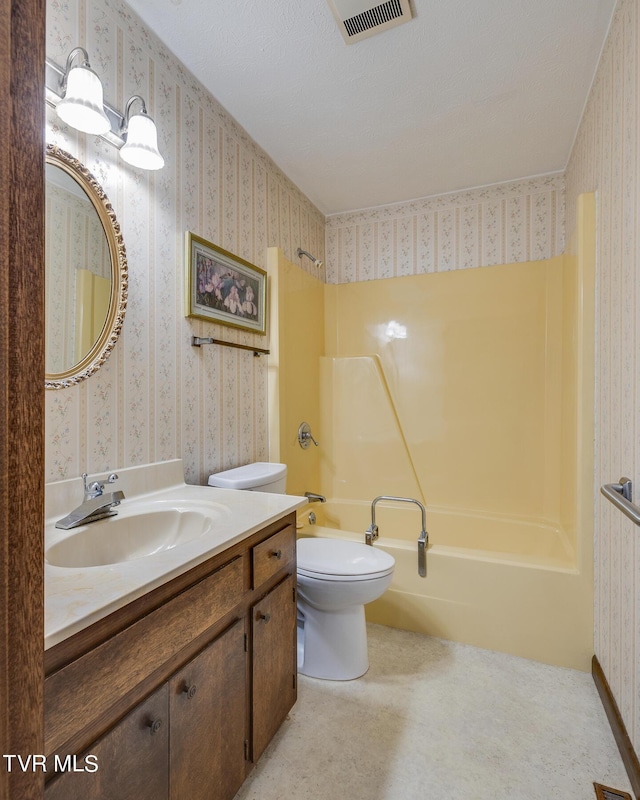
xmin=46 ymin=507 xmax=217 ymax=568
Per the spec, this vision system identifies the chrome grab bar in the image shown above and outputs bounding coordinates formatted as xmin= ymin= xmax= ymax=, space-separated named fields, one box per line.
xmin=601 ymin=478 xmax=640 ymax=526
xmin=366 ymin=495 xmax=428 ymax=578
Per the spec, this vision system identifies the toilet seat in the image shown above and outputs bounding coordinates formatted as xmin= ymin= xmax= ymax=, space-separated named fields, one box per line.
xmin=297 ymin=567 xmax=393 ymax=582
xmin=297 ymin=537 xmax=395 ymax=581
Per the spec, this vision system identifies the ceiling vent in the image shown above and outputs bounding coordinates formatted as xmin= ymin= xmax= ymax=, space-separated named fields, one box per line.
xmin=327 ymin=0 xmax=413 ymax=44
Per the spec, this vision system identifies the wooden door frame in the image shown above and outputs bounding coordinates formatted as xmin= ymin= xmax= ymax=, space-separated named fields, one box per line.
xmin=0 ymin=0 xmax=45 ymax=798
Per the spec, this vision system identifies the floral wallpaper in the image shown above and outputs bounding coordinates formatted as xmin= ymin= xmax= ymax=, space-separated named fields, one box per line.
xmin=566 ymin=0 xmax=640 ymax=756
xmin=325 ymin=173 xmax=565 ymax=283
xmin=45 ymin=0 xmax=325 ymax=485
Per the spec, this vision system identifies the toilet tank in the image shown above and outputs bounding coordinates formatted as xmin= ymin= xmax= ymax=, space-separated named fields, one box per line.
xmin=207 ymin=462 xmax=287 ymax=493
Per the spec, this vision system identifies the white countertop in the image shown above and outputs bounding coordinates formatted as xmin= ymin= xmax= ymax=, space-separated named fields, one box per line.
xmin=45 ymin=460 xmax=307 ymax=650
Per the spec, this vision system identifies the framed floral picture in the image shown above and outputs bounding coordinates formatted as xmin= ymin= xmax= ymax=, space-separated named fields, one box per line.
xmin=185 ymin=232 xmax=267 ymax=335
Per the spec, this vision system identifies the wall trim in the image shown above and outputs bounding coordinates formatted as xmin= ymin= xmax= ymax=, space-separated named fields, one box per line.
xmin=592 ymin=655 xmax=640 ymax=799
xmin=0 ymin=0 xmax=45 ymax=795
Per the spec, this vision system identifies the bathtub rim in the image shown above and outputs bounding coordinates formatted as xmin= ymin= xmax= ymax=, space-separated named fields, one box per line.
xmin=297 ymin=525 xmax=580 ymax=574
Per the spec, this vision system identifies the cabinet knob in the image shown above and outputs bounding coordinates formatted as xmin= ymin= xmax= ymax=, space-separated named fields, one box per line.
xmin=257 ymin=611 xmax=271 ymax=623
xmin=149 ymin=718 xmax=162 ymax=736
xmin=183 ymin=683 xmax=197 ymax=699
xmin=270 ymin=549 xmax=282 ymax=560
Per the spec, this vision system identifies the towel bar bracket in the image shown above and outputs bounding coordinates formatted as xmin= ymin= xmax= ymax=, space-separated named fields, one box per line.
xmin=601 ymin=478 xmax=640 ymax=527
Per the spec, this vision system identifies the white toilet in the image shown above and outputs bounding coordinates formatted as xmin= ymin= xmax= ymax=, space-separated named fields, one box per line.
xmin=206 ymin=462 xmax=395 ymax=681
xmin=297 ymin=537 xmax=395 ymax=681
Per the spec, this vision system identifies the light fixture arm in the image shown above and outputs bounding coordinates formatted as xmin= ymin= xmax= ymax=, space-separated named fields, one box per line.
xmin=63 ymin=46 xmax=90 ymax=69
xmin=60 ymin=47 xmax=92 ymax=90
xmin=121 ymin=95 xmax=148 ymax=134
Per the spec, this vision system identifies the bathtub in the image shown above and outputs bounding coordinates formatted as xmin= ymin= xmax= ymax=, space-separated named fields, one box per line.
xmin=297 ymin=500 xmax=593 ymax=671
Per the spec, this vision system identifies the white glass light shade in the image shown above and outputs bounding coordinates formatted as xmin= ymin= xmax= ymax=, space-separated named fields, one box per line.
xmin=120 ymin=113 xmax=164 ymax=170
xmin=56 ymin=66 xmax=111 ymax=135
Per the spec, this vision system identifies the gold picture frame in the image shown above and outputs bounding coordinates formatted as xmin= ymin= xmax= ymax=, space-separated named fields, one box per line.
xmin=185 ymin=232 xmax=267 ymax=335
xmin=45 ymin=144 xmax=128 ymax=390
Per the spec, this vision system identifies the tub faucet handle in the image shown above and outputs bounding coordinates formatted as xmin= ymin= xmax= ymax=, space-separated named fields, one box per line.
xmin=298 ymin=422 xmax=319 ymax=449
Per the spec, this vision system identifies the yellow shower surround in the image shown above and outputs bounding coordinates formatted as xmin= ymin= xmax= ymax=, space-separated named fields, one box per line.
xmin=268 ymin=193 xmax=595 ymax=671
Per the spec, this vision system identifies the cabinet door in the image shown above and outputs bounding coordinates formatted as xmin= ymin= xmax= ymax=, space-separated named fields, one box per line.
xmin=45 ymin=684 xmax=169 ymax=800
xmin=169 ymin=619 xmax=247 ymax=800
xmin=252 ymin=573 xmax=297 ymax=761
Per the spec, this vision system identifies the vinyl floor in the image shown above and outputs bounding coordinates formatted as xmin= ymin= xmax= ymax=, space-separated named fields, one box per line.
xmin=235 ymin=623 xmax=633 ymax=800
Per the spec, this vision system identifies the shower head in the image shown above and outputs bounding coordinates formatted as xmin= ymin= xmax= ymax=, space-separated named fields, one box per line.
xmin=296 ymin=248 xmax=323 ymax=269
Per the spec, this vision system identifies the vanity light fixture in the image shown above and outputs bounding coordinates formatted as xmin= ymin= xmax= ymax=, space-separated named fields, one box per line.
xmin=45 ymin=48 xmax=165 ymax=171
xmin=119 ymin=96 xmax=164 ymax=171
xmin=54 ymin=47 xmax=111 ymax=135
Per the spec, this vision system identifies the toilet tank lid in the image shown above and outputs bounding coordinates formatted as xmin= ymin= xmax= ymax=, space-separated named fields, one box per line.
xmin=207 ymin=461 xmax=286 ymax=489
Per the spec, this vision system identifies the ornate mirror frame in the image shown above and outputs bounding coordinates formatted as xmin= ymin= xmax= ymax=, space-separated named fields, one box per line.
xmin=45 ymin=144 xmax=128 ymax=389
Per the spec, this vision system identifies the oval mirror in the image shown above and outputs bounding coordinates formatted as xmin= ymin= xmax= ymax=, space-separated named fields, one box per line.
xmin=45 ymin=144 xmax=128 ymax=389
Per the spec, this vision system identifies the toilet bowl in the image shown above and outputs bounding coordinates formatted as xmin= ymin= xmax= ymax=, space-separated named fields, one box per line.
xmin=296 ymin=537 xmax=395 ymax=681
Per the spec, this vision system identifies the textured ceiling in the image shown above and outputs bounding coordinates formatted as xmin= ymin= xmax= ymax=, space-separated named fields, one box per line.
xmin=125 ymin=0 xmax=616 ymax=215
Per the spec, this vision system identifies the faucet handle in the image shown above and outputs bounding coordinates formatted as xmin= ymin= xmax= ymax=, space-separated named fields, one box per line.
xmin=82 ymin=471 xmax=119 ymax=500
xmin=298 ymin=422 xmax=319 ymax=449
xmin=82 ymin=472 xmax=98 ymax=498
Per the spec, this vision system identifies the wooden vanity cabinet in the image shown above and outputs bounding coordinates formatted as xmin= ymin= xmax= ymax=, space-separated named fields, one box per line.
xmin=45 ymin=684 xmax=170 ymax=800
xmin=252 ymin=573 xmax=297 ymax=761
xmin=44 ymin=512 xmax=297 ymax=800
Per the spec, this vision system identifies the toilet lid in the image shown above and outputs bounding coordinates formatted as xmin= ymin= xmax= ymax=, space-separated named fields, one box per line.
xmin=297 ymin=537 xmax=395 ymax=577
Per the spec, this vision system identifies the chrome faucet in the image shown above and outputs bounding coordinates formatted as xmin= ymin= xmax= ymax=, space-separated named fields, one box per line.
xmin=304 ymin=492 xmax=326 ymax=503
xmin=83 ymin=471 xmax=119 ymax=500
xmin=366 ymin=495 xmax=429 ymax=577
xmin=55 ymin=472 xmax=125 ymax=530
